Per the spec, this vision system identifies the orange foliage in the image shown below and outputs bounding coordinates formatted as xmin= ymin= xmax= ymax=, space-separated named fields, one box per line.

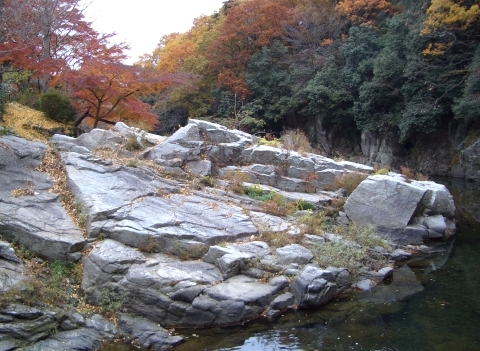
xmin=57 ymin=62 xmax=167 ymax=130
xmin=335 ymin=0 xmax=395 ymax=26
xmin=207 ymin=0 xmax=295 ymax=98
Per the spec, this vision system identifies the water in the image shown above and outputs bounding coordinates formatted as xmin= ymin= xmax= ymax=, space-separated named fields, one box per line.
xmin=105 ymin=179 xmax=480 ymax=351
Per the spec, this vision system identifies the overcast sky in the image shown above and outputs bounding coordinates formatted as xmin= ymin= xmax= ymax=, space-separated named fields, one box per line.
xmin=82 ymin=0 xmax=225 ymax=64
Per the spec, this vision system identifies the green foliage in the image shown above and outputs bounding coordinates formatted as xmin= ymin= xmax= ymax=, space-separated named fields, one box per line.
xmin=301 ymin=57 xmax=353 ymax=128
xmin=245 ymin=184 xmax=274 ymax=202
xmin=39 ymin=91 xmax=76 ymax=123
xmin=454 ymin=45 xmax=480 ymax=122
xmin=99 ymin=287 xmax=127 ymax=317
xmin=294 ymin=199 xmax=315 ymax=211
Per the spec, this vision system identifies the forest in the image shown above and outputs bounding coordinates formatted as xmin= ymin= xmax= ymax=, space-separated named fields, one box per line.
xmin=0 ymin=0 xmax=479 ymax=153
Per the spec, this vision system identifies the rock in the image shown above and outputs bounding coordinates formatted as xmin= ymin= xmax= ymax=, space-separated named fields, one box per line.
xmin=344 ymin=174 xmax=455 ymax=244
xmin=24 ymin=328 xmax=106 ymax=351
xmin=403 ymin=224 xmax=428 ymax=245
xmin=355 ymin=279 xmax=375 ymax=291
xmin=269 ymin=292 xmax=295 ymax=310
xmin=0 ymin=305 xmax=64 ymax=343
xmin=412 ymin=181 xmax=456 ymax=217
xmin=186 ymin=160 xmax=212 ymax=176
xmin=344 ymin=175 xmax=426 ymax=234
xmin=422 ymin=215 xmax=447 ymax=238
xmin=216 ymin=252 xmax=251 ymax=279
xmin=269 ymin=276 xmax=290 ymax=290
xmin=291 ymin=266 xmax=338 ymax=308
xmin=118 ymin=314 xmax=184 ymax=350
xmin=0 ymin=136 xmax=84 ymax=262
xmin=63 ymin=152 xmax=258 ymax=251
xmin=0 ymin=241 xmax=21 ymax=264
xmin=275 ymin=244 xmax=314 ymax=266
xmin=390 ymin=249 xmax=412 ymax=262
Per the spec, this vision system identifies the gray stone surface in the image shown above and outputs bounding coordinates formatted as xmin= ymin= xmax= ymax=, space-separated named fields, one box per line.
xmin=0 ymin=136 xmax=85 ymax=262
xmin=291 ymin=266 xmax=338 ymax=308
xmin=275 ymin=244 xmax=313 ymax=266
xmin=344 ymin=175 xmax=426 ymax=233
xmin=390 ymin=249 xmax=412 ymax=262
xmin=63 ymin=152 xmax=257 ymax=252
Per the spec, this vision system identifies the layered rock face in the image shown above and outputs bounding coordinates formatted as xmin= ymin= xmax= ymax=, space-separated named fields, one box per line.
xmin=0 ymin=119 xmax=457 ymax=348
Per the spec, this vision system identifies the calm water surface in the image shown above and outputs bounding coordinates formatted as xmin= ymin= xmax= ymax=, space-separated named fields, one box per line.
xmin=103 ymin=179 xmax=480 ymax=351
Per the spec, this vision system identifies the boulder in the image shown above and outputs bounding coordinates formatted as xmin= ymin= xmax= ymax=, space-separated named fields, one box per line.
xmin=344 ymin=174 xmax=455 ymax=244
xmin=275 ymin=244 xmax=313 ymax=266
xmin=291 ymin=266 xmax=338 ymax=308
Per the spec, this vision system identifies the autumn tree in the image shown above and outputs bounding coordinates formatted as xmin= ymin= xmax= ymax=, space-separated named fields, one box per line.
xmin=335 ymin=0 xmax=396 ymax=26
xmin=58 ymin=61 xmax=161 ymax=130
xmin=207 ymin=0 xmax=294 ymax=99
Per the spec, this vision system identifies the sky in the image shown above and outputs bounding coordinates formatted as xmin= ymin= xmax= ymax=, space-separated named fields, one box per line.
xmin=82 ymin=0 xmax=226 ymax=64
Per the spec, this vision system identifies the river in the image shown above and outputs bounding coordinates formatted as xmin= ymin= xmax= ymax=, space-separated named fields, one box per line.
xmin=102 ymin=179 xmax=480 ymax=351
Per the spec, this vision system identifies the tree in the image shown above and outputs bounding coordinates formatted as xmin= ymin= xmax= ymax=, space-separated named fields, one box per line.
xmin=335 ymin=0 xmax=396 ymax=26
xmin=207 ymin=0 xmax=294 ymax=99
xmin=0 ymin=0 xmax=124 ymax=92
xmin=58 ymin=61 xmax=159 ymax=130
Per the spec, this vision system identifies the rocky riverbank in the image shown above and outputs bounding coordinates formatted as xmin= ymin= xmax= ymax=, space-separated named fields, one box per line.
xmin=0 ymin=120 xmax=456 ymax=350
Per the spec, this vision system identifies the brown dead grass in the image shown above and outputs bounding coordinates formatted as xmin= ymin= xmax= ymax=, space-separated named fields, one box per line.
xmin=3 ymin=102 xmax=72 ymax=141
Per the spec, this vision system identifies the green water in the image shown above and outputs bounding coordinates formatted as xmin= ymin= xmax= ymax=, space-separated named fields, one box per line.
xmin=105 ymin=179 xmax=480 ymax=351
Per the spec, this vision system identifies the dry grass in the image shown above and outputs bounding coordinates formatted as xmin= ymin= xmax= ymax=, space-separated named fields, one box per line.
xmin=400 ymin=165 xmax=415 ymax=181
xmin=2 ymin=102 xmax=72 ymax=141
xmin=225 ymin=170 xmax=250 ymax=194
xmin=331 ymin=172 xmax=367 ymax=196
xmin=37 ymin=147 xmax=87 ymax=236
xmin=281 ymin=129 xmax=312 ymax=155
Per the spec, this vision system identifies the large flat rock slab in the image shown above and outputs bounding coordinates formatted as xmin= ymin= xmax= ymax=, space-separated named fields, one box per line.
xmin=63 ymin=153 xmax=257 ymax=254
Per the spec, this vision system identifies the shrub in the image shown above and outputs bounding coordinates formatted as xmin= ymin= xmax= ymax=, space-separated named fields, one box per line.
xmin=332 ymin=172 xmax=367 ymax=196
xmin=281 ymin=129 xmax=313 ymax=155
xmin=0 ymin=126 xmax=16 ymax=136
xmin=257 ymin=136 xmax=281 ymax=147
xmin=261 ymin=193 xmax=295 ymax=217
xmin=374 ymin=168 xmax=390 ymax=175
xmin=39 ymin=91 xmax=76 ymax=123
xmin=294 ymin=199 xmax=315 ymax=211
xmin=313 ymin=224 xmax=389 ymax=278
xmin=225 ymin=170 xmax=250 ymax=194
xmin=200 ymin=176 xmax=216 ymax=187
xmin=124 ymin=134 xmax=145 ymax=151
xmin=400 ymin=165 xmax=415 ymax=181
xmin=245 ymin=184 xmax=273 ymax=201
